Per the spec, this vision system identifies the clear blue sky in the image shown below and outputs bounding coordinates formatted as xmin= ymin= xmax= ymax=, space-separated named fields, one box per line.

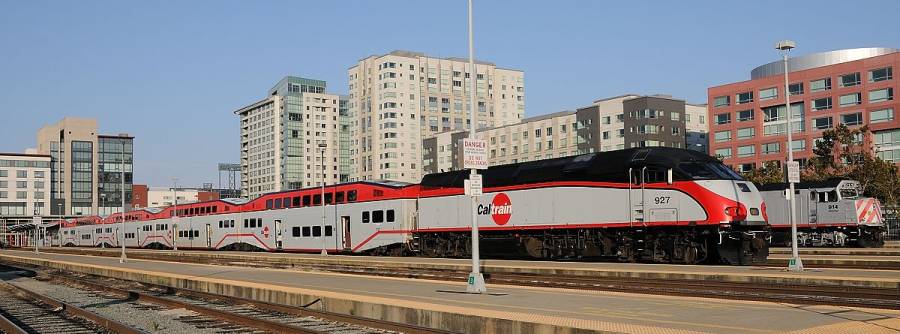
xmin=2 ymin=0 xmax=898 ymax=187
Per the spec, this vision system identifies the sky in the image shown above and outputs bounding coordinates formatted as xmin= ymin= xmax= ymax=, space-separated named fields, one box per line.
xmin=2 ymin=0 xmax=899 ymax=187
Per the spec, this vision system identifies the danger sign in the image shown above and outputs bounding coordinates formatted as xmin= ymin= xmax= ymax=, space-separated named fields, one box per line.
xmin=460 ymin=138 xmax=488 ymax=170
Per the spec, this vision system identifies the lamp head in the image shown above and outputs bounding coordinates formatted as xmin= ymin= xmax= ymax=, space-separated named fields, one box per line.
xmin=775 ymin=40 xmax=796 ymax=51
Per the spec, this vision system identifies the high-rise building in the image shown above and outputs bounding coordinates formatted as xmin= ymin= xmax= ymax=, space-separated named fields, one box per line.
xmin=423 ymin=94 xmax=707 ymax=173
xmin=348 ymin=50 xmax=525 ymax=182
xmin=235 ymin=76 xmax=347 ymax=199
xmin=35 ymin=117 xmax=134 ymax=216
xmin=708 ymin=47 xmax=899 ymax=172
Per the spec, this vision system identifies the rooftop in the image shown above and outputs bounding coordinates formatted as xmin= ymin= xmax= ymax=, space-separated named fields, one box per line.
xmin=750 ymin=47 xmax=899 ymax=79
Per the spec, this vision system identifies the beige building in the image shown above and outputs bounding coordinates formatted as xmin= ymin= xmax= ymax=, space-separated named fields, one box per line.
xmin=0 ymin=153 xmax=51 ymax=217
xmin=236 ymin=77 xmax=345 ymax=199
xmin=348 ymin=50 xmax=525 ymax=182
xmin=35 ymin=117 xmax=134 ymax=216
xmin=423 ymin=94 xmax=709 ymax=174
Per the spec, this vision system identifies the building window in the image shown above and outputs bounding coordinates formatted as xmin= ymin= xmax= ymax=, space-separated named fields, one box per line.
xmin=810 ymin=78 xmax=831 ymax=92
xmin=715 ymin=148 xmax=732 ymax=159
xmin=16 ymin=170 xmax=26 ymax=178
xmin=761 ymin=142 xmax=780 ymax=154
xmin=737 ymin=127 xmax=755 ymax=139
xmin=870 ymin=108 xmax=894 ymax=123
xmin=812 ymin=97 xmax=832 ymax=111
xmin=670 ymin=112 xmax=680 ymax=121
xmin=792 ymin=139 xmax=806 ymax=152
xmin=759 ymin=87 xmax=777 ymax=101
xmin=736 ymin=91 xmax=753 ymax=104
xmin=870 ymin=67 xmax=893 ymax=82
xmin=840 ymin=112 xmax=863 ymax=126
xmin=789 ymin=83 xmax=804 ymax=96
xmin=814 ymin=117 xmax=833 ymax=130
xmin=737 ymin=109 xmax=754 ymax=122
xmin=715 ymin=113 xmax=731 ymax=125
xmin=869 ymin=88 xmax=894 ymax=103
xmin=714 ymin=130 xmax=732 ymax=142
xmin=737 ymin=145 xmax=756 ymax=157
xmin=839 ymin=93 xmax=861 ymax=106
xmin=714 ymin=96 xmax=730 ymax=107
xmin=839 ymin=72 xmax=861 ymax=87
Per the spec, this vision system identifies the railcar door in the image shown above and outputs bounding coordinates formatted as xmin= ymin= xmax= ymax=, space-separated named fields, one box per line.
xmin=275 ymin=219 xmax=283 ymax=250
xmin=341 ymin=216 xmax=351 ymax=250
xmin=206 ymin=223 xmax=212 ymax=248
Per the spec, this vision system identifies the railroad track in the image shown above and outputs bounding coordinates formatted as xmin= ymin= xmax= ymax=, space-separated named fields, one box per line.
xmin=12 ymin=248 xmax=900 ymax=310
xmin=0 ymin=263 xmax=451 ymax=334
xmin=0 ymin=278 xmax=138 ymax=334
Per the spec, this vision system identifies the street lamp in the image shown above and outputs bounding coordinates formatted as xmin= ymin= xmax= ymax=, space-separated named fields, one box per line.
xmin=776 ymin=39 xmax=803 ymax=272
xmin=172 ymin=177 xmax=178 ymax=251
xmin=119 ymin=140 xmax=128 ymax=263
xmin=319 ymin=142 xmax=328 ymax=256
xmin=100 ymin=193 xmax=106 ymax=249
xmin=466 ymin=0 xmax=486 ymax=294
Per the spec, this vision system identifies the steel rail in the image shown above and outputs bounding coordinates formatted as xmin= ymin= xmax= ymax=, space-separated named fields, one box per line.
xmin=0 ymin=312 xmax=28 ymax=334
xmin=1 ymin=282 xmax=144 ymax=334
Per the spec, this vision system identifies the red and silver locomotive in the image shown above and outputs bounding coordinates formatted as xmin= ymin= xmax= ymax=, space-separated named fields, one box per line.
xmin=757 ymin=179 xmax=885 ymax=247
xmin=57 ymin=148 xmax=770 ymax=265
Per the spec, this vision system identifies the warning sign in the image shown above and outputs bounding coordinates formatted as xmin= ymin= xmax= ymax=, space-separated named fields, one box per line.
xmin=460 ymin=138 xmax=488 ymax=170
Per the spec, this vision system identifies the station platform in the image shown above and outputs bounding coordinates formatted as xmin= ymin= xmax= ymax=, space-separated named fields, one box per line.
xmin=767 ymin=253 xmax=900 ymax=270
xmin=1 ymin=249 xmax=899 ymax=334
xmin=26 ymin=247 xmax=900 ymax=290
xmin=770 ymin=247 xmax=900 ymax=256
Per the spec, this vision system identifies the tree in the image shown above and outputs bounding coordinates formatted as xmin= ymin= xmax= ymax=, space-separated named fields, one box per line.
xmin=803 ymin=124 xmax=900 ymax=205
xmin=743 ymin=161 xmax=783 ymax=185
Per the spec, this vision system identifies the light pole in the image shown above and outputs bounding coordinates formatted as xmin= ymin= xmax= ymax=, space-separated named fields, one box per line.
xmin=119 ymin=140 xmax=128 ymax=263
xmin=33 ymin=209 xmax=40 ymax=254
xmin=172 ymin=177 xmax=178 ymax=251
xmin=319 ymin=142 xmax=328 ymax=256
xmin=100 ymin=194 xmax=106 ymax=249
xmin=776 ymin=40 xmax=803 ymax=272
xmin=466 ymin=0 xmax=486 ymax=294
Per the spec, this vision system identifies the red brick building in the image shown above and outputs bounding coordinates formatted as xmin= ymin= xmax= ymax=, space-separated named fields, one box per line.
xmin=708 ymin=48 xmax=898 ymax=173
xmin=132 ymin=184 xmax=148 ymax=208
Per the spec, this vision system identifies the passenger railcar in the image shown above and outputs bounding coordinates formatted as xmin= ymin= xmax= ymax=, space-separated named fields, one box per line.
xmin=57 ymin=148 xmax=770 ymax=265
xmin=757 ymin=179 xmax=885 ymax=247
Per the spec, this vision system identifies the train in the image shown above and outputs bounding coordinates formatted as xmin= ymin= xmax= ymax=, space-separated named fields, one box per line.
xmin=54 ymin=147 xmax=771 ymax=265
xmin=757 ymin=179 xmax=885 ymax=248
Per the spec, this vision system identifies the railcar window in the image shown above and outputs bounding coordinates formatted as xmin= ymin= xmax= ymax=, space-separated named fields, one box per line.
xmin=373 ymin=189 xmax=384 ymax=197
xmin=292 ymin=226 xmax=301 ymax=237
xmin=336 ymin=191 xmax=345 ymax=203
xmin=373 ymin=210 xmax=384 ymax=223
xmin=274 ymin=198 xmax=282 ymax=209
xmin=303 ymin=195 xmax=311 ymax=206
xmin=105 ymin=228 xmax=112 ymax=233
xmin=348 ymin=190 xmax=358 ymax=202
xmin=313 ymin=194 xmax=322 ymax=205
xmin=96 ymin=228 xmax=101 ymax=233
xmin=324 ymin=193 xmax=333 ymax=204
xmin=292 ymin=196 xmax=301 ymax=207
xmin=325 ymin=226 xmax=333 ymax=237
xmin=386 ymin=210 xmax=395 ymax=222
xmin=302 ymin=226 xmax=311 ymax=237
xmin=212 ymin=206 xmax=218 ymax=213
xmin=284 ymin=197 xmax=291 ymax=208
xmin=312 ymin=226 xmax=322 ymax=237
xmin=827 ymin=190 xmax=838 ymax=202
xmin=362 ymin=211 xmax=370 ymax=223
xmin=243 ymin=219 xmax=249 ymax=228
xmin=266 ymin=200 xmax=273 ymax=209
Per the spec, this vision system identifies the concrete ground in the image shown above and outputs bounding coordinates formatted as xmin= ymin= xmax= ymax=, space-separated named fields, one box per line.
xmin=1 ymin=249 xmax=899 ymax=334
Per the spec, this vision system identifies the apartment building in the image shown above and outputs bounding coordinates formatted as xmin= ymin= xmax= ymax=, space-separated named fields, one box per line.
xmin=423 ymin=94 xmax=707 ymax=173
xmin=35 ymin=117 xmax=134 ymax=216
xmin=235 ymin=76 xmax=347 ymax=199
xmin=348 ymin=50 xmax=525 ymax=182
xmin=0 ymin=153 xmax=51 ymax=217
xmin=708 ymin=47 xmax=899 ymax=172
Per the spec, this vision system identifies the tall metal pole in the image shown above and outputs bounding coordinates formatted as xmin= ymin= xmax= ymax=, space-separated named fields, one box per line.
xmin=466 ymin=0 xmax=486 ymax=294
xmin=320 ymin=144 xmax=327 ymax=256
xmin=172 ymin=177 xmax=178 ymax=251
xmin=119 ymin=140 xmax=127 ymax=263
xmin=777 ymin=40 xmax=802 ymax=271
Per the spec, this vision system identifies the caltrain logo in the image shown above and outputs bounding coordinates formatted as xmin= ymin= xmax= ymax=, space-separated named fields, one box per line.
xmin=478 ymin=193 xmax=512 ymax=225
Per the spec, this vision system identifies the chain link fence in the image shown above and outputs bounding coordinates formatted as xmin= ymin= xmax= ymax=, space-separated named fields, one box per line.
xmin=885 ymin=206 xmax=900 ymax=241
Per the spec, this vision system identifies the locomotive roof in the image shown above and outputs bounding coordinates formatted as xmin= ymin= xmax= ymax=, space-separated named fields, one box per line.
xmin=420 ymin=147 xmax=717 ymax=188
xmin=755 ymin=178 xmax=854 ymax=191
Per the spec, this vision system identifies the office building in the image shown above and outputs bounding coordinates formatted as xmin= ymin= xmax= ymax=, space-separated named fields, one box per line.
xmin=235 ymin=76 xmax=347 ymax=199
xmin=708 ymin=47 xmax=899 ymax=172
xmin=423 ymin=94 xmax=707 ymax=173
xmin=348 ymin=50 xmax=525 ymax=182
xmin=35 ymin=117 xmax=134 ymax=216
xmin=0 ymin=152 xmax=51 ymax=217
